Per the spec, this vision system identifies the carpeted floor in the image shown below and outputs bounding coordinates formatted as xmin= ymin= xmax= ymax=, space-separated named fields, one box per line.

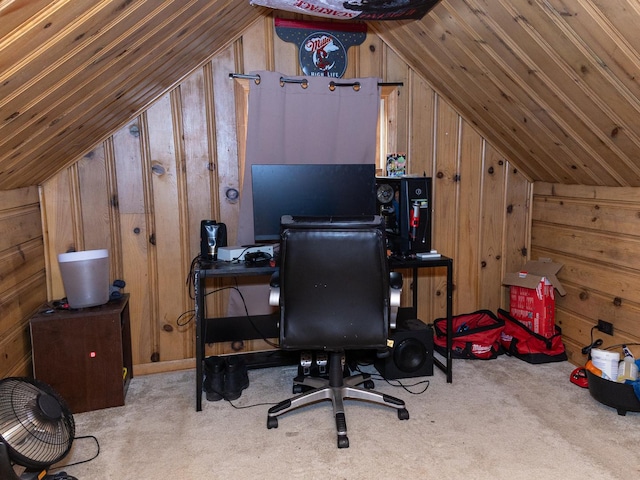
xmin=52 ymin=355 xmax=639 ymax=480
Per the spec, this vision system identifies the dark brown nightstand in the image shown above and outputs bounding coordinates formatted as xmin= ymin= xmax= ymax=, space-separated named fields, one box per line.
xmin=30 ymin=294 xmax=132 ymax=413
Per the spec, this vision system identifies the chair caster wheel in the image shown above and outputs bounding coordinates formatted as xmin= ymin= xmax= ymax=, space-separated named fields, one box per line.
xmin=338 ymin=435 xmax=349 ymax=448
xmin=398 ymin=408 xmax=409 ymax=420
xmin=363 ymin=379 xmax=374 ymax=389
xmin=267 ymin=417 xmax=278 ymax=429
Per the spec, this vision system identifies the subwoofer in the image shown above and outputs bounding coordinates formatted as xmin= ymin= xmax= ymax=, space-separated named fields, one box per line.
xmin=375 ymin=318 xmax=434 ymax=380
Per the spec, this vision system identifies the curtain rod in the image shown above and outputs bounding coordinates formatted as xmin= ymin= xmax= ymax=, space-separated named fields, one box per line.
xmin=229 ymin=73 xmax=402 ymax=88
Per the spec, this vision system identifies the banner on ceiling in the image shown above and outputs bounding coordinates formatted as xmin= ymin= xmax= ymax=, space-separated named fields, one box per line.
xmin=251 ymin=1 xmax=442 ymax=21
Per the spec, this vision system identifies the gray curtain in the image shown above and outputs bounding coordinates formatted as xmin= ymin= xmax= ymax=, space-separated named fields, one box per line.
xmin=231 ymin=70 xmax=380 ymax=316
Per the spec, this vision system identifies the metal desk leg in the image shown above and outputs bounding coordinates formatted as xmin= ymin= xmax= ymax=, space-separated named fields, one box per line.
xmin=195 ymin=269 xmax=204 ymax=411
xmin=446 ymin=258 xmax=453 ymax=383
xmin=411 ymin=266 xmax=419 ymax=319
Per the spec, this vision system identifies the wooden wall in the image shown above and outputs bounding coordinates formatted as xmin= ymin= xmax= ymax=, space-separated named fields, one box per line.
xmin=0 ymin=187 xmax=46 ymax=379
xmin=35 ymin=15 xmax=531 ymax=374
xmin=533 ymin=183 xmax=640 ymax=364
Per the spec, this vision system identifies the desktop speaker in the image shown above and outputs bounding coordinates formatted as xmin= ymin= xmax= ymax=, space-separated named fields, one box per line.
xmin=375 ymin=318 xmax=434 ymax=380
xmin=375 ymin=176 xmax=400 ymax=226
xmin=376 ymin=176 xmax=432 ymax=255
xmin=200 ymin=220 xmax=227 ymax=261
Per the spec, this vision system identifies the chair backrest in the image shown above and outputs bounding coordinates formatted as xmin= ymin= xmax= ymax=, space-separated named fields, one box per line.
xmin=278 ymin=215 xmax=390 ymax=351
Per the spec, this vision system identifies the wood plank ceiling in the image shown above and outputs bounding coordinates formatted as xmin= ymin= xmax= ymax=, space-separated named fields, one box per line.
xmin=2 ymin=0 xmax=640 ymax=190
xmin=0 ymin=0 xmax=267 ymax=190
xmin=371 ymin=0 xmax=640 ymax=186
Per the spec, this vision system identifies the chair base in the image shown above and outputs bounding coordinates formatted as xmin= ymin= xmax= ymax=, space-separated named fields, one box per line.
xmin=267 ymin=352 xmax=409 ymax=448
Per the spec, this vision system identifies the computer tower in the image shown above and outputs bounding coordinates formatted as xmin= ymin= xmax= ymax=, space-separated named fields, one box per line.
xmin=376 ymin=176 xmax=432 ymax=255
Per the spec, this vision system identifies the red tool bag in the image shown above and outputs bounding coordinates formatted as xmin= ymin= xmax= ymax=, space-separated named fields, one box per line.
xmin=433 ymin=310 xmax=504 ymax=360
xmin=497 ymin=308 xmax=567 ymax=364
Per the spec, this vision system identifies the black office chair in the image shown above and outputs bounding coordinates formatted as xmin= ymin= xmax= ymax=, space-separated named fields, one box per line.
xmin=267 ymin=215 xmax=409 ymax=448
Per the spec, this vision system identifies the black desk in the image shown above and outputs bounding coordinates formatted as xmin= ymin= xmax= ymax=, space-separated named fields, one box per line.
xmin=388 ymin=255 xmax=454 ymax=383
xmin=193 ymin=256 xmax=453 ymax=411
xmin=194 ymin=261 xmax=279 ymax=411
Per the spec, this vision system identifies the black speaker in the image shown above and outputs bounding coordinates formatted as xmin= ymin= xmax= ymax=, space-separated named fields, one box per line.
xmin=375 ymin=176 xmax=401 ymax=228
xmin=200 ymin=220 xmax=227 ymax=261
xmin=375 ymin=318 xmax=434 ymax=380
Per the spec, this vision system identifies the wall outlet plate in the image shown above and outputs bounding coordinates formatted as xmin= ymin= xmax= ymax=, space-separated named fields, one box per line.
xmin=597 ymin=319 xmax=614 ymax=336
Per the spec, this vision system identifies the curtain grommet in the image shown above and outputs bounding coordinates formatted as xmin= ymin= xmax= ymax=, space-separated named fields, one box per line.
xmin=353 ymin=82 xmax=361 ymax=92
xmin=301 ymin=79 xmax=308 ymax=89
xmin=329 ymin=81 xmax=336 ymax=91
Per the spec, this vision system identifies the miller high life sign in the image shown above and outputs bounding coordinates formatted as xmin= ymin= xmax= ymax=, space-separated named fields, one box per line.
xmin=275 ymin=18 xmax=366 ymax=78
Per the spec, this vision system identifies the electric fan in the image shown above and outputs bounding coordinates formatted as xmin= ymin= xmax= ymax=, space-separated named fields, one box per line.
xmin=0 ymin=377 xmax=75 ymax=480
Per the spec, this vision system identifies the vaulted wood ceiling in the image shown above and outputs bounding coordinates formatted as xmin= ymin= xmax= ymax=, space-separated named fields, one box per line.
xmin=2 ymin=0 xmax=640 ymax=190
xmin=371 ymin=0 xmax=640 ymax=186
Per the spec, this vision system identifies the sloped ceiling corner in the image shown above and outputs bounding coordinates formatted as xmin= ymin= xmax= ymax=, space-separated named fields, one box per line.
xmin=370 ymin=0 xmax=640 ymax=187
xmin=0 ymin=0 xmax=266 ymax=191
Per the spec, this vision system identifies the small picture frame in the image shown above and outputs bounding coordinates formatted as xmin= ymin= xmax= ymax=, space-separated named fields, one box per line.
xmin=386 ymin=153 xmax=407 ymax=177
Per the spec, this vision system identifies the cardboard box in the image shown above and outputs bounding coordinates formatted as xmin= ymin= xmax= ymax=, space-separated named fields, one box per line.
xmin=503 ymin=258 xmax=566 ymax=338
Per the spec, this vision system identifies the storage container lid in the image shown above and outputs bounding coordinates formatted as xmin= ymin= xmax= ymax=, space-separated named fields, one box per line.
xmin=58 ymin=249 xmax=108 ymax=263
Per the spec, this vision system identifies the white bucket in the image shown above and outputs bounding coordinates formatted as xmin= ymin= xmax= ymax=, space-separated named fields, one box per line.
xmin=58 ymin=249 xmax=110 ymax=308
xmin=591 ymin=348 xmax=620 ymax=381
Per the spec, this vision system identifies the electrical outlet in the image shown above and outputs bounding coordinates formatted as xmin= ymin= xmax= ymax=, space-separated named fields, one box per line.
xmin=597 ymin=319 xmax=614 ymax=336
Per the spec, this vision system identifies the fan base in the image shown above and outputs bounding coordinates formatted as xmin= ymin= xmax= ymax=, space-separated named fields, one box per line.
xmin=0 ymin=442 xmax=78 ymax=480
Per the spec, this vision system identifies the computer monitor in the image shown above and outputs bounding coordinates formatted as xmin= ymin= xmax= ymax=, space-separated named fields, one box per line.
xmin=251 ymin=163 xmax=377 ymax=242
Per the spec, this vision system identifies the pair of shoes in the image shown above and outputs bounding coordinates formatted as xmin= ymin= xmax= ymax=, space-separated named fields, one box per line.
xmin=203 ymin=356 xmax=250 ymax=401
xmin=203 ymin=356 xmax=225 ymax=401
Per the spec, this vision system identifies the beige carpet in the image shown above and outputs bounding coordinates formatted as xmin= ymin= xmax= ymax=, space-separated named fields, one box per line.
xmin=52 ymin=355 xmax=639 ymax=480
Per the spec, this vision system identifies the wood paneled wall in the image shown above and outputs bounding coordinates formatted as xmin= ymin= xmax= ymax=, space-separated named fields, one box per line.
xmin=533 ymin=183 xmax=640 ymax=364
xmin=0 ymin=187 xmax=45 ymax=379
xmin=37 ymin=15 xmax=532 ymax=374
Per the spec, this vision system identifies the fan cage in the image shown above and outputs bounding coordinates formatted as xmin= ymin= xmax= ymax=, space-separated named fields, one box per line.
xmin=0 ymin=377 xmax=75 ymax=469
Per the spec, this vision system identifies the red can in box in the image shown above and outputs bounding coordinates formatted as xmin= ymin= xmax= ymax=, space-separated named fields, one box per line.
xmin=503 ymin=259 xmax=566 ymax=338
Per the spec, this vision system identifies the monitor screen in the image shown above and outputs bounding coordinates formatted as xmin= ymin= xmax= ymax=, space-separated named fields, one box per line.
xmin=251 ymin=163 xmax=377 ymax=242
